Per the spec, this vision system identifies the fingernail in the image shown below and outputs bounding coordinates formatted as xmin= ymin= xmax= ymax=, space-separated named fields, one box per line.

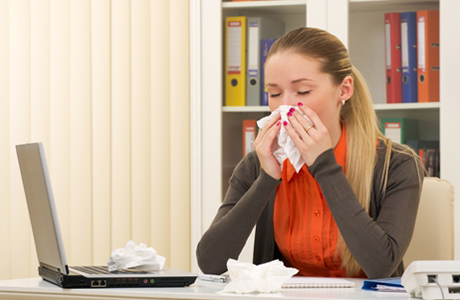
xmin=298 ymin=102 xmax=303 ymax=106
xmin=287 ymin=112 xmax=292 ymax=117
xmin=289 ymin=108 xmax=295 ymax=113
xmin=276 ymin=121 xmax=281 ymax=126
xmin=283 ymin=121 xmax=288 ymax=126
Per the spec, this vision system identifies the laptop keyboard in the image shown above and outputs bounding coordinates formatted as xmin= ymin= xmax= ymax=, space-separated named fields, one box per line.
xmin=72 ymin=266 xmax=150 ymax=274
xmin=72 ymin=266 xmax=110 ymax=274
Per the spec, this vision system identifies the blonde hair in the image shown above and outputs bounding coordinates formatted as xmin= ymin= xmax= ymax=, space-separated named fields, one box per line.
xmin=267 ymin=27 xmax=422 ymax=276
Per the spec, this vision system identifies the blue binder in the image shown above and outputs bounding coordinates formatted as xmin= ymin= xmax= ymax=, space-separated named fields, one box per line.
xmin=362 ymin=277 xmax=404 ymax=291
xmin=260 ymin=39 xmax=276 ymax=106
xmin=400 ymin=12 xmax=418 ymax=103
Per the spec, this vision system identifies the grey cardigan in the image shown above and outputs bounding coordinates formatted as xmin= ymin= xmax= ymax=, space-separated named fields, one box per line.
xmin=196 ymin=141 xmax=423 ymax=279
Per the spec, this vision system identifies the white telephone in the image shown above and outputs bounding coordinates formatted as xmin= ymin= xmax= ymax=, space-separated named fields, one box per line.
xmin=402 ymin=261 xmax=460 ymax=300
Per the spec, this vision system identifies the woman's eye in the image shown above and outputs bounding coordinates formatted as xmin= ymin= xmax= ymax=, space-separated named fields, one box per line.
xmin=270 ymin=93 xmax=281 ymax=98
xmin=298 ymin=91 xmax=310 ymax=95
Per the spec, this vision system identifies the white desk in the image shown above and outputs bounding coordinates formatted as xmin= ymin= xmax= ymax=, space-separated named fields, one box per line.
xmin=0 ymin=277 xmax=412 ymax=300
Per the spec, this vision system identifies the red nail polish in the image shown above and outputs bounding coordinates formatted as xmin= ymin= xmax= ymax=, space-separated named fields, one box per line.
xmin=298 ymin=102 xmax=303 ymax=106
xmin=276 ymin=121 xmax=281 ymax=126
xmin=283 ymin=121 xmax=288 ymax=126
xmin=289 ymin=108 xmax=295 ymax=113
xmin=287 ymin=112 xmax=292 ymax=117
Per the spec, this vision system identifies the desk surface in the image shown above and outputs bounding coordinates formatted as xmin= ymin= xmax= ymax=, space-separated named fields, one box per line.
xmin=0 ymin=277 xmax=412 ymax=300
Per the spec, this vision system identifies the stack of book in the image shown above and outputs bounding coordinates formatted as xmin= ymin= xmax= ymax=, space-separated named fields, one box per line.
xmin=406 ymin=140 xmax=440 ymax=177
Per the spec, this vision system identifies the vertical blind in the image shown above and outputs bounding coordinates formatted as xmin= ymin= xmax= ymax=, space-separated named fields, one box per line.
xmin=0 ymin=0 xmax=190 ymax=280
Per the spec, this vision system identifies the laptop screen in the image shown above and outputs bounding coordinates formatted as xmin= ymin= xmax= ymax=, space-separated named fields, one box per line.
xmin=17 ymin=143 xmax=69 ymax=275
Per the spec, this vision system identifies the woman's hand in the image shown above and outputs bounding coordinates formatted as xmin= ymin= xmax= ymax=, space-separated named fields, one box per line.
xmin=284 ymin=105 xmax=333 ymax=167
xmin=253 ymin=113 xmax=282 ymax=180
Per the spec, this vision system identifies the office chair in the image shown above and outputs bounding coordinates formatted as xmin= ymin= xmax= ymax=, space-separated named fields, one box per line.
xmin=403 ymin=177 xmax=454 ymax=267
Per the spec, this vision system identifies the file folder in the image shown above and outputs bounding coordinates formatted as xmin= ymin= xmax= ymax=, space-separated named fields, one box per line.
xmin=260 ymin=39 xmax=277 ymax=106
xmin=225 ymin=16 xmax=247 ymax=106
xmin=400 ymin=12 xmax=418 ymax=103
xmin=417 ymin=10 xmax=439 ymax=102
xmin=242 ymin=120 xmax=257 ymax=156
xmin=246 ymin=17 xmax=284 ymax=106
xmin=382 ymin=118 xmax=418 ymax=144
xmin=384 ymin=12 xmax=402 ymax=103
xmin=362 ymin=278 xmax=404 ymax=291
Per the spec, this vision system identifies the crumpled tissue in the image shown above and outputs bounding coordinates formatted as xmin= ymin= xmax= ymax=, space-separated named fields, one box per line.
xmin=107 ymin=240 xmax=166 ymax=272
xmin=221 ymin=259 xmax=298 ymax=294
xmin=257 ymin=105 xmax=313 ymax=173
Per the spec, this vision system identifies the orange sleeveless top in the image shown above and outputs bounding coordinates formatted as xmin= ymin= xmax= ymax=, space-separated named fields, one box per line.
xmin=273 ymin=125 xmax=347 ymax=277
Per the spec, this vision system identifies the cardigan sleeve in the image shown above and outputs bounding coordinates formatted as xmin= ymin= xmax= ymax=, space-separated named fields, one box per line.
xmin=309 ymin=146 xmax=423 ymax=279
xmin=196 ymin=152 xmax=281 ymax=275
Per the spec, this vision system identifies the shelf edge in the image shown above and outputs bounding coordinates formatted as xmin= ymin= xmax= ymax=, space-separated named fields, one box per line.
xmin=223 ymin=102 xmax=440 ymax=113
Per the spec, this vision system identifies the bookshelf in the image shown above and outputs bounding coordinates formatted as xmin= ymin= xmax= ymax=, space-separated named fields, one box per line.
xmin=349 ymin=0 xmax=440 ymax=143
xmin=191 ymin=0 xmax=460 ymax=272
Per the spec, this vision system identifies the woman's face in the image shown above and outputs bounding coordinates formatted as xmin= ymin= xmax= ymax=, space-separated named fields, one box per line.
xmin=265 ymin=51 xmax=345 ymax=127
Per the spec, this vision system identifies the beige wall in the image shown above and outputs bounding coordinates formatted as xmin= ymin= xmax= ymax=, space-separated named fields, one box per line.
xmin=0 ymin=0 xmax=190 ymax=280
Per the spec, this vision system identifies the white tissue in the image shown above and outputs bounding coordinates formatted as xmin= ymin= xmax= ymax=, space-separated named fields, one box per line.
xmin=222 ymin=259 xmax=298 ymax=294
xmin=107 ymin=240 xmax=166 ymax=272
xmin=257 ymin=105 xmax=312 ymax=173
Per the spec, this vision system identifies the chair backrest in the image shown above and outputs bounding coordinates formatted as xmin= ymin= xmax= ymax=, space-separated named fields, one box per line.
xmin=403 ymin=177 xmax=454 ymax=267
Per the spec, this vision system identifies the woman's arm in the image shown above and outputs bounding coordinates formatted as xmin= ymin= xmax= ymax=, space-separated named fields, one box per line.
xmin=196 ymin=152 xmax=281 ymax=275
xmin=309 ymin=147 xmax=423 ymax=279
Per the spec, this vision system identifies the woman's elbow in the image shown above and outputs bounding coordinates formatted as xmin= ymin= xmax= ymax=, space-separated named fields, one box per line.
xmin=363 ymin=259 xmax=402 ymax=279
xmin=197 ymin=260 xmax=227 ymax=275
xmin=196 ymin=242 xmax=228 ymax=275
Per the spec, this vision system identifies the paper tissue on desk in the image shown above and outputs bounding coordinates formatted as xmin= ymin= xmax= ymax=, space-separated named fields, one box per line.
xmin=257 ymin=105 xmax=313 ymax=173
xmin=107 ymin=240 xmax=166 ymax=272
xmin=221 ymin=259 xmax=298 ymax=294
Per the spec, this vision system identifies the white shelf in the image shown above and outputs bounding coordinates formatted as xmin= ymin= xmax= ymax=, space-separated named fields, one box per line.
xmin=222 ymin=0 xmax=306 ymax=14
xmin=222 ymin=0 xmax=305 ymax=8
xmin=222 ymin=102 xmax=440 ymax=113
xmin=223 ymin=106 xmax=270 ymax=112
xmin=373 ymin=102 xmax=440 ymax=111
xmin=222 ymin=0 xmax=438 ymax=11
xmin=350 ymin=0 xmax=439 ymax=11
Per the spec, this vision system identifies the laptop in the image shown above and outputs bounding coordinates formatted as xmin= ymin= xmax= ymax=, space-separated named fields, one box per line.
xmin=16 ymin=142 xmax=198 ymax=288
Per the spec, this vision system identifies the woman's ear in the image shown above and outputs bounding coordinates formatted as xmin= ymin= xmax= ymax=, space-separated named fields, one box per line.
xmin=339 ymin=75 xmax=354 ymax=103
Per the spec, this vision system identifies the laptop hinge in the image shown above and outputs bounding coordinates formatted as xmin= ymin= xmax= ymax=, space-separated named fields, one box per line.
xmin=40 ymin=262 xmax=69 ymax=275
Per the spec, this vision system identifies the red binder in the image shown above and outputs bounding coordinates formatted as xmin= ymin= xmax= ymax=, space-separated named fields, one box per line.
xmin=384 ymin=13 xmax=402 ymax=103
xmin=417 ymin=10 xmax=440 ymax=102
xmin=242 ymin=120 xmax=257 ymax=156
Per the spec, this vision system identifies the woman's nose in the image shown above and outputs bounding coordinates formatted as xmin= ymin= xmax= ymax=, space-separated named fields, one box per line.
xmin=281 ymin=94 xmax=297 ymax=106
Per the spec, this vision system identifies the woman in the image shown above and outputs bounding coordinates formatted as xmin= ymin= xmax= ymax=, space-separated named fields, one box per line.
xmin=196 ymin=27 xmax=423 ymax=279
